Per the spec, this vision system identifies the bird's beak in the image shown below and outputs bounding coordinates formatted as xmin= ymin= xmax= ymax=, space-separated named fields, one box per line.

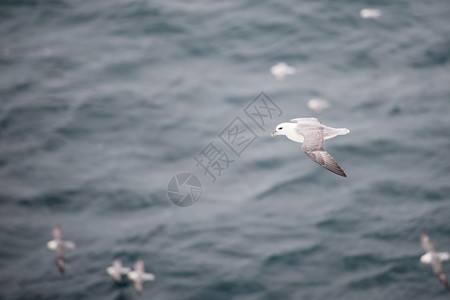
xmin=270 ymin=131 xmax=276 ymax=137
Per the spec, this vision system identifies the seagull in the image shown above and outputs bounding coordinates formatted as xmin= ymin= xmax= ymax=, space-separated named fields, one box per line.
xmin=270 ymin=62 xmax=296 ymax=82
xmin=46 ymin=225 xmax=75 ymax=274
xmin=308 ymin=98 xmax=330 ymax=114
xmin=127 ymin=260 xmax=155 ymax=295
xmin=360 ymin=8 xmax=381 ymax=19
xmin=420 ymin=230 xmax=450 ymax=290
xmin=271 ymin=118 xmax=349 ymax=177
xmin=106 ymin=260 xmax=131 ymax=282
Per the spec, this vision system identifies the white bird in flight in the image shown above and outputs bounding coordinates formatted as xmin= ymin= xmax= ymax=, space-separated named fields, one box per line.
xmin=308 ymin=98 xmax=330 ymax=114
xmin=270 ymin=62 xmax=296 ymax=82
xmin=360 ymin=8 xmax=381 ymax=19
xmin=271 ymin=118 xmax=349 ymax=177
xmin=46 ymin=225 xmax=75 ymax=274
xmin=127 ymin=260 xmax=155 ymax=295
xmin=420 ymin=230 xmax=450 ymax=290
xmin=106 ymin=260 xmax=131 ymax=282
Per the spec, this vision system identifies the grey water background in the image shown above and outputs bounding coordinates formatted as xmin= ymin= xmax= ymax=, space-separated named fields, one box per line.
xmin=1 ymin=0 xmax=449 ymax=299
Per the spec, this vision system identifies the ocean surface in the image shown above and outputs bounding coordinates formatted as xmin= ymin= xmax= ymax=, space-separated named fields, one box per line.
xmin=1 ymin=0 xmax=450 ymax=299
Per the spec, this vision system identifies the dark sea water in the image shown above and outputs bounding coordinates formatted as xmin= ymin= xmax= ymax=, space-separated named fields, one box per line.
xmin=1 ymin=0 xmax=450 ymax=299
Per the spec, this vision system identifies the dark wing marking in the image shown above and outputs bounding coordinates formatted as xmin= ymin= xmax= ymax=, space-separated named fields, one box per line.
xmin=301 ymin=129 xmax=347 ymax=177
xmin=56 ymin=258 xmax=64 ymax=274
xmin=421 ymin=230 xmax=436 ymax=253
xmin=304 ymin=150 xmax=347 ymax=177
xmin=55 ymin=240 xmax=65 ymax=274
xmin=56 ymin=249 xmax=65 ymax=274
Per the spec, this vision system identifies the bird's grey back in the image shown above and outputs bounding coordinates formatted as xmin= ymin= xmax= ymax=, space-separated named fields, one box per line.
xmin=295 ymin=119 xmax=324 ymax=145
xmin=300 ymin=129 xmax=325 ymax=152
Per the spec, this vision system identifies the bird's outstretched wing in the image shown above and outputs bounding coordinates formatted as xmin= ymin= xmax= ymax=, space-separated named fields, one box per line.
xmin=290 ymin=117 xmax=319 ymax=124
xmin=431 ymin=255 xmax=450 ymax=290
xmin=136 ymin=260 xmax=145 ymax=272
xmin=56 ymin=247 xmax=65 ymax=274
xmin=64 ymin=241 xmax=75 ymax=249
xmin=421 ymin=230 xmax=436 ymax=253
xmin=113 ymin=260 xmax=122 ymax=269
xmin=53 ymin=226 xmax=62 ymax=240
xmin=134 ymin=280 xmax=143 ymax=295
xmin=301 ymin=129 xmax=347 ymax=177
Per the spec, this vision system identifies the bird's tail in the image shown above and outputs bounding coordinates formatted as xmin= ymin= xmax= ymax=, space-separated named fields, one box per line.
xmin=323 ymin=127 xmax=350 ymax=140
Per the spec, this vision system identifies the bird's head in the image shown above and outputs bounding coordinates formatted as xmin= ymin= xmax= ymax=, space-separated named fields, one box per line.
xmin=270 ymin=122 xmax=293 ymax=137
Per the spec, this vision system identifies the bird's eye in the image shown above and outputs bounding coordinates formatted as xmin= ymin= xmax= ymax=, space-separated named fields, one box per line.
xmin=278 ymin=127 xmax=283 ymax=130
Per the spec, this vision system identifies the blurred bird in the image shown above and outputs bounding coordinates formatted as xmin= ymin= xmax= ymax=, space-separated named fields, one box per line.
xmin=271 ymin=118 xmax=349 ymax=177
xmin=46 ymin=225 xmax=75 ymax=274
xmin=308 ymin=98 xmax=330 ymax=114
xmin=270 ymin=62 xmax=296 ymax=82
xmin=106 ymin=260 xmax=131 ymax=282
xmin=420 ymin=230 xmax=450 ymax=290
xmin=360 ymin=8 xmax=381 ymax=19
xmin=127 ymin=260 xmax=155 ymax=295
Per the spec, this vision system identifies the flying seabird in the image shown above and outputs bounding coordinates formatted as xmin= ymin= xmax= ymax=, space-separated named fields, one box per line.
xmin=46 ymin=225 xmax=75 ymax=274
xmin=420 ymin=230 xmax=450 ymax=290
xmin=106 ymin=260 xmax=131 ymax=282
xmin=127 ymin=260 xmax=155 ymax=295
xmin=308 ymin=98 xmax=330 ymax=114
xmin=360 ymin=8 xmax=381 ymax=19
xmin=271 ymin=118 xmax=349 ymax=177
xmin=270 ymin=62 xmax=296 ymax=82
